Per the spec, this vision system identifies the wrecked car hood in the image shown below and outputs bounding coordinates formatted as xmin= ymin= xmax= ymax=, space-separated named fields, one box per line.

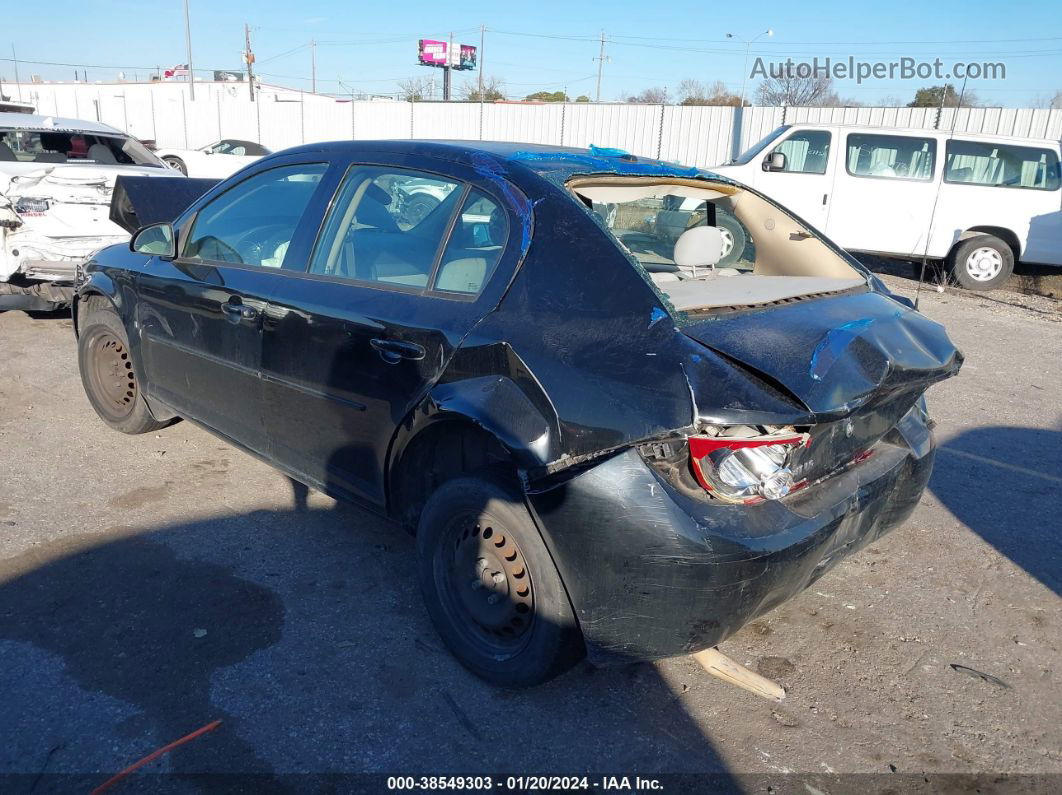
xmin=680 ymin=289 xmax=963 ymax=417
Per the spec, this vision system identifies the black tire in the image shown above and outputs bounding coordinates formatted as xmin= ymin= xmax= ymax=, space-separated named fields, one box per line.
xmin=416 ymin=473 xmax=584 ymax=687
xmin=78 ymin=299 xmax=169 ymax=434
xmin=400 ymin=193 xmax=440 ymax=229
xmin=714 ymin=211 xmax=748 ymax=267
xmin=948 ymin=234 xmax=1014 ymax=291
xmin=162 ymin=156 xmax=187 ymax=175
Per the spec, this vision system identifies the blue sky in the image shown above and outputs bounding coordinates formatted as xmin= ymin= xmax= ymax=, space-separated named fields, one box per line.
xmin=4 ymin=0 xmax=1062 ymax=106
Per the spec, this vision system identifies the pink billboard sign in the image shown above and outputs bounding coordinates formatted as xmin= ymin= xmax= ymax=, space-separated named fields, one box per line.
xmin=418 ymin=39 xmax=448 ymax=67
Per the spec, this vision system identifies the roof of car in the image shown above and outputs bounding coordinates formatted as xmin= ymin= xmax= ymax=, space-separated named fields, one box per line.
xmin=0 ymin=111 xmax=125 ymax=135
xmin=275 ymin=139 xmax=708 ymax=180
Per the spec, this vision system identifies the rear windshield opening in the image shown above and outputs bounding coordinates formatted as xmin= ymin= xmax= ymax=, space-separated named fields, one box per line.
xmin=0 ymin=129 xmax=163 ymax=167
xmin=569 ymin=177 xmax=866 ymax=312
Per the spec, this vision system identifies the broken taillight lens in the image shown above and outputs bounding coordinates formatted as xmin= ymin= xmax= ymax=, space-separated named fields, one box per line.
xmin=688 ymin=432 xmax=808 ymax=503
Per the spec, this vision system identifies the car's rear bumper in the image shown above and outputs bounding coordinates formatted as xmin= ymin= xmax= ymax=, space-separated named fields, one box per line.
xmin=526 ymin=406 xmax=934 ymax=664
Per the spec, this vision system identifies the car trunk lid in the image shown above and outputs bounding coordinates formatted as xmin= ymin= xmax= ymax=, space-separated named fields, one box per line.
xmin=681 ymin=289 xmax=962 ymax=419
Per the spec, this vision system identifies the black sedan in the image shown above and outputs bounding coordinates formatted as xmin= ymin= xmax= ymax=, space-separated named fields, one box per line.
xmin=74 ymin=141 xmax=962 ymax=686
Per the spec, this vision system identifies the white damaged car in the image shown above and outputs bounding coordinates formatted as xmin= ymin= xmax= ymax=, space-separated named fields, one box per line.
xmin=0 ymin=113 xmax=181 ymax=310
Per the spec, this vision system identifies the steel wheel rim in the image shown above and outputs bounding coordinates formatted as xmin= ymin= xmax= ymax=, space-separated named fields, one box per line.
xmin=965 ymin=247 xmax=1003 ymax=281
xmin=436 ymin=510 xmax=536 ymax=656
xmin=88 ymin=331 xmax=137 ymax=420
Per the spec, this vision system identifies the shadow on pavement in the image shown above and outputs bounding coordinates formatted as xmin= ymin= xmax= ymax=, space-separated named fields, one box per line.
xmin=0 ymin=493 xmax=735 ymax=786
xmin=929 ymin=425 xmax=1062 ymax=596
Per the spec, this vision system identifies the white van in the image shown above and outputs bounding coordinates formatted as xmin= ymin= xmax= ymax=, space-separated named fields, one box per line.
xmin=713 ymin=124 xmax=1062 ymax=290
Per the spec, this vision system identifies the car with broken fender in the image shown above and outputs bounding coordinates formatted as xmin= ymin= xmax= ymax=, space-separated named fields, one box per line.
xmin=0 ymin=112 xmax=179 ymax=311
xmin=73 ymin=141 xmax=963 ymax=686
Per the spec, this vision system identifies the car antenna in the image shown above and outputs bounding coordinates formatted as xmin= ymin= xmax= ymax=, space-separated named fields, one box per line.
xmin=916 ymin=75 xmax=967 ymax=310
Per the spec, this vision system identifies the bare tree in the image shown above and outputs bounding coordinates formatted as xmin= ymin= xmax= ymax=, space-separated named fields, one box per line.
xmin=678 ymin=79 xmax=744 ymax=106
xmin=756 ymin=74 xmax=836 ymax=107
xmin=461 ymin=75 xmax=506 ymax=102
xmin=627 ymin=86 xmax=670 ymax=104
xmin=397 ymin=76 xmax=434 ymax=102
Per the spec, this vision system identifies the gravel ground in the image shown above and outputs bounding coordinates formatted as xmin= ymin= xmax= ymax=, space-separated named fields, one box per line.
xmin=0 ymin=275 xmax=1059 ymax=791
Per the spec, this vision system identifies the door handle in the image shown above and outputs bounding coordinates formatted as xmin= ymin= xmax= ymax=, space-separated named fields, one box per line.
xmin=370 ymin=337 xmax=426 ymax=362
xmin=221 ymin=301 xmax=258 ymax=323
xmin=822 ymin=193 xmax=828 ymax=205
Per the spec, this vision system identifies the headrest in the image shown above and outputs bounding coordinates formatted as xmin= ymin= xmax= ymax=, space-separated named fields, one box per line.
xmin=674 ymin=225 xmax=725 ymax=269
xmin=88 ymin=143 xmax=117 ymax=164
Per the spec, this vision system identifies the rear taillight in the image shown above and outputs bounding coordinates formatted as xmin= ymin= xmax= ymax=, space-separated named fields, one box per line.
xmin=688 ymin=432 xmax=809 ymax=504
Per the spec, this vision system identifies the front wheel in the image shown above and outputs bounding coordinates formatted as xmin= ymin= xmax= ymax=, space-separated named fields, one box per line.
xmin=949 ymin=234 xmax=1014 ymax=291
xmin=416 ymin=473 xmax=584 ymax=687
xmin=78 ymin=300 xmax=169 ymax=434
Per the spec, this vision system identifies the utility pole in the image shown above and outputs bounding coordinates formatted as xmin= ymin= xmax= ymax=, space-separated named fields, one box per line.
xmin=310 ymin=39 xmax=317 ymax=94
xmin=727 ymin=28 xmax=773 ymax=109
xmin=244 ymin=24 xmax=256 ymax=101
xmin=11 ymin=45 xmax=22 ymax=101
xmin=477 ymin=24 xmax=485 ymax=100
xmin=183 ymin=0 xmax=195 ymax=100
xmin=443 ymin=31 xmax=453 ymax=101
xmin=594 ymin=32 xmax=609 ymax=102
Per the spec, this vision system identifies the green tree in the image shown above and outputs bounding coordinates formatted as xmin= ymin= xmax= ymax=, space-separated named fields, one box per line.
xmin=908 ymin=84 xmax=979 ymax=108
xmin=524 ymin=90 xmax=568 ymax=102
xmin=575 ymin=95 xmax=590 ymax=102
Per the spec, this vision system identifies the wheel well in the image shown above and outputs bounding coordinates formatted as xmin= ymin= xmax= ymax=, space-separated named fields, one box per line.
xmin=73 ymin=292 xmax=114 ymax=338
xmin=961 ymin=226 xmax=1021 ymax=261
xmin=389 ymin=420 xmax=515 ymax=532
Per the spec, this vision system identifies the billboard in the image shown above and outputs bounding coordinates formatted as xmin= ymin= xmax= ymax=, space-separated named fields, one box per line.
xmin=418 ymin=40 xmax=448 ymax=68
xmin=418 ymin=40 xmax=477 ymax=70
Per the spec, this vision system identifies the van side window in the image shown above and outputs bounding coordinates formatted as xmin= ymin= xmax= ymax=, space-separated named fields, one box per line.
xmin=945 ymin=139 xmax=1061 ymax=191
xmin=846 ymin=134 xmax=935 ymax=180
xmin=771 ymin=130 xmax=831 ymax=174
xmin=308 ymin=166 xmax=462 ymax=288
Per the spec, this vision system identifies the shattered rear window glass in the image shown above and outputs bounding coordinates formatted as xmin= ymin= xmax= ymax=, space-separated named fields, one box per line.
xmin=0 ymin=129 xmax=163 ymax=167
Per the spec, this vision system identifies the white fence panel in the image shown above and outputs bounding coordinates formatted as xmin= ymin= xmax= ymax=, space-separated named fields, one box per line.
xmin=304 ymin=101 xmax=352 ymax=143
xmin=481 ymin=103 xmax=563 ymax=145
xmin=217 ymin=98 xmax=261 ymax=145
xmin=353 ymin=102 xmax=411 ymax=140
xmin=412 ymin=103 xmax=480 ymax=140
xmin=659 ymin=106 xmax=734 ymax=168
xmin=257 ymin=99 xmax=306 ymax=151
xmin=563 ymin=103 xmax=661 ymax=157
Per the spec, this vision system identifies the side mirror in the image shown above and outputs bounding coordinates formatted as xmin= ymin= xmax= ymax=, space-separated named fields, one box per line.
xmin=763 ymin=151 xmax=787 ymax=172
xmin=130 ymin=222 xmax=176 ymax=258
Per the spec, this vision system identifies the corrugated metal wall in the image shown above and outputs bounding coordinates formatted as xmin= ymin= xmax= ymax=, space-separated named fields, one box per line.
xmin=12 ymin=82 xmax=1062 ymax=169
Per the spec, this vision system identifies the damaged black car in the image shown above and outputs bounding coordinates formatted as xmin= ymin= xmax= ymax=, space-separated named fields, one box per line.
xmin=73 ymin=141 xmax=962 ymax=686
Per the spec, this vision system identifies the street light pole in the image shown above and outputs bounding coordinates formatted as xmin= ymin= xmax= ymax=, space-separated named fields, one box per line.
xmin=183 ymin=0 xmax=195 ymax=100
xmin=728 ymin=28 xmax=773 ymax=108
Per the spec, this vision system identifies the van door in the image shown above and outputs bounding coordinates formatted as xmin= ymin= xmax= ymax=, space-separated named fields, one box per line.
xmin=745 ymin=128 xmax=835 ymax=230
xmin=825 ymin=131 xmax=940 ymax=256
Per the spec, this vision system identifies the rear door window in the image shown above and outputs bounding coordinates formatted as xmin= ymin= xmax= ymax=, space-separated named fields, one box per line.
xmin=432 ymin=190 xmax=508 ymax=295
xmin=308 ymin=166 xmax=463 ymax=289
xmin=945 ymin=139 xmax=1061 ymax=190
xmin=846 ymin=133 xmax=936 ymax=180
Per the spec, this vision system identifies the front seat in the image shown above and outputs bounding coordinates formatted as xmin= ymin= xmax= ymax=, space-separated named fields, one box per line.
xmin=0 ymin=142 xmax=16 ymax=161
xmin=88 ymin=143 xmax=118 ymax=164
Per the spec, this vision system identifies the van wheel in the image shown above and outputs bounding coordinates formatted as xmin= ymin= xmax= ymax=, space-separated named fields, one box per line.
xmin=416 ymin=473 xmax=584 ymax=687
xmin=78 ymin=301 xmax=169 ymax=434
xmin=949 ymin=235 xmax=1014 ymax=291
xmin=715 ymin=212 xmax=747 ymax=267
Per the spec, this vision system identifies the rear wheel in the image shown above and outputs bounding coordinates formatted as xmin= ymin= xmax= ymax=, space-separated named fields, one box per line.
xmin=711 ymin=212 xmax=747 ymax=267
xmin=78 ymin=300 xmax=168 ymax=434
xmin=162 ymin=156 xmax=187 ymax=175
xmin=949 ymin=234 xmax=1014 ymax=291
xmin=416 ymin=473 xmax=584 ymax=687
